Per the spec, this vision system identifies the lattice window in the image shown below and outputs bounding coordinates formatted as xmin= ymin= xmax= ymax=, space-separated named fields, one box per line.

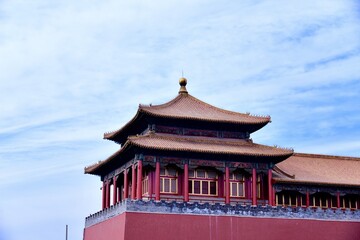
xmin=310 ymin=193 xmax=333 ymax=208
xmin=160 ymin=167 xmax=178 ymax=194
xmin=300 ymin=194 xmax=307 ymax=207
xmin=276 ymin=191 xmax=299 ymax=207
xmin=189 ymin=169 xmax=218 ymax=196
xmin=256 ymin=175 xmax=262 ymax=199
xmin=142 ymin=171 xmax=149 ymax=195
xmin=230 ymin=172 xmax=245 ymax=197
xmin=341 ymin=195 xmax=359 ymax=209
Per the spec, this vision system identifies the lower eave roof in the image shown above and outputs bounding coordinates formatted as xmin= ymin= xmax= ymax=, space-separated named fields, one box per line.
xmin=85 ymin=132 xmax=293 ymax=175
xmin=128 ymin=132 xmax=293 ymax=157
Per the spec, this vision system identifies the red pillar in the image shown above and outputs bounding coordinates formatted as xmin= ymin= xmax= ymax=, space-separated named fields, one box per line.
xmin=124 ymin=170 xmax=128 ymax=199
xmin=102 ymin=181 xmax=106 ymax=210
xmin=113 ymin=176 xmax=118 ymax=205
xmin=306 ymin=191 xmax=310 ymax=207
xmin=225 ymin=166 xmax=230 ymax=204
xmin=268 ymin=169 xmax=273 ymax=206
xmin=155 ymin=161 xmax=160 ymax=201
xmin=337 ymin=192 xmax=341 ymax=208
xmin=252 ymin=168 xmax=257 ymax=206
xmin=184 ymin=163 xmax=189 ymax=202
xmin=105 ymin=180 xmax=110 ymax=208
xmin=131 ymin=164 xmax=137 ymax=200
xmin=137 ymin=160 xmax=143 ymax=200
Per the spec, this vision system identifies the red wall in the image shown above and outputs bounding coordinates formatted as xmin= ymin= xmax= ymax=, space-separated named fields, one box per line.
xmin=84 ymin=212 xmax=360 ymax=240
xmin=83 ymin=213 xmax=125 ymax=240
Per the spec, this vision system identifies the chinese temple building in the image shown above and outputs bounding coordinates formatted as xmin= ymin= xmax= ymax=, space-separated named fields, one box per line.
xmin=83 ymin=78 xmax=360 ymax=240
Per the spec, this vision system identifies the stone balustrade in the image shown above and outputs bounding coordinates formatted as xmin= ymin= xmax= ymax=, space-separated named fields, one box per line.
xmin=85 ymin=199 xmax=360 ymax=228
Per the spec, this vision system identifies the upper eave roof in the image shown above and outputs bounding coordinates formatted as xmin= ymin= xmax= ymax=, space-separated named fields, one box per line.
xmin=273 ymin=153 xmax=360 ymax=187
xmin=86 ymin=132 xmax=293 ymax=175
xmin=104 ymin=93 xmax=271 ymax=140
xmin=139 ymin=94 xmax=270 ymax=124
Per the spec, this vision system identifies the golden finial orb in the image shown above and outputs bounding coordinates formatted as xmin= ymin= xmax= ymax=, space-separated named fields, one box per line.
xmin=178 ymin=77 xmax=188 ymax=94
xmin=179 ymin=77 xmax=187 ymax=86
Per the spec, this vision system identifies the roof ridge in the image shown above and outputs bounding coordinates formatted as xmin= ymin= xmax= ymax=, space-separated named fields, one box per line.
xmin=293 ymin=152 xmax=360 ymax=161
xmin=84 ymin=146 xmax=124 ymax=174
xmin=273 ymin=165 xmax=295 ymax=179
xmin=187 ymin=94 xmax=270 ymax=119
xmin=140 ymin=94 xmax=183 ymax=109
xmin=103 ymin=108 xmax=141 ymax=140
xmin=252 ymin=142 xmax=294 ymax=153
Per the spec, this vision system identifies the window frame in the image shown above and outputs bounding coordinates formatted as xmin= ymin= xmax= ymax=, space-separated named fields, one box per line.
xmin=340 ymin=195 xmax=359 ymax=209
xmin=275 ymin=191 xmax=300 ymax=207
xmin=310 ymin=193 xmax=330 ymax=208
xmin=188 ymin=169 xmax=218 ymax=196
xmin=160 ymin=167 xmax=178 ymax=194
xmin=142 ymin=171 xmax=149 ymax=195
xmin=229 ymin=172 xmax=246 ymax=198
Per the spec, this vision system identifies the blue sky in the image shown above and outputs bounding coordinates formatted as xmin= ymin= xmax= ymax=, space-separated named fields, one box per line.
xmin=1 ymin=1 xmax=360 ymax=239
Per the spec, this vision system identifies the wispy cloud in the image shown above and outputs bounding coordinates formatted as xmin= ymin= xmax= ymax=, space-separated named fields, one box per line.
xmin=0 ymin=0 xmax=359 ymax=239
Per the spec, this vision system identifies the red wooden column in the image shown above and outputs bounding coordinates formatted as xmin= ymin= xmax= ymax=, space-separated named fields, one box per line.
xmin=124 ymin=169 xmax=128 ymax=199
xmin=106 ymin=180 xmax=111 ymax=208
xmin=131 ymin=164 xmax=137 ymax=200
xmin=337 ymin=192 xmax=341 ymax=208
xmin=184 ymin=162 xmax=189 ymax=202
xmin=225 ymin=166 xmax=230 ymax=204
xmin=102 ymin=181 xmax=106 ymax=210
xmin=252 ymin=168 xmax=257 ymax=206
xmin=113 ymin=176 xmax=118 ymax=204
xmin=155 ymin=161 xmax=160 ymax=201
xmin=267 ymin=169 xmax=273 ymax=206
xmin=306 ymin=191 xmax=310 ymax=207
xmin=137 ymin=160 xmax=143 ymax=200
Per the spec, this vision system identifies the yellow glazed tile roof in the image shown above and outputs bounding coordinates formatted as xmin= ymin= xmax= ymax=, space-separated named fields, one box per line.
xmin=274 ymin=153 xmax=360 ymax=187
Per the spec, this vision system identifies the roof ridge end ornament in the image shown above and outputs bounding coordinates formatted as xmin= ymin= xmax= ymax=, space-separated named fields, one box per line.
xmin=178 ymin=77 xmax=188 ymax=94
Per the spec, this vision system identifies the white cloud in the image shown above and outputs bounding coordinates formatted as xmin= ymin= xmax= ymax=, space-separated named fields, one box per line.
xmin=0 ymin=0 xmax=359 ymax=239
